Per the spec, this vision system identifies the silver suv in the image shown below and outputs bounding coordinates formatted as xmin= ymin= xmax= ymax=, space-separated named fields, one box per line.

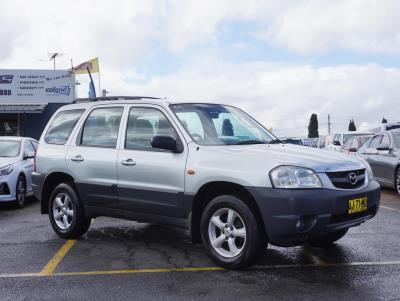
xmin=33 ymin=97 xmax=380 ymax=269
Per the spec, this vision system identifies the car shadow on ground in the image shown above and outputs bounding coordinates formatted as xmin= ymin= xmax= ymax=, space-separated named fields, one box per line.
xmin=60 ymin=220 xmax=355 ymax=272
xmin=0 ymin=196 xmax=38 ymax=211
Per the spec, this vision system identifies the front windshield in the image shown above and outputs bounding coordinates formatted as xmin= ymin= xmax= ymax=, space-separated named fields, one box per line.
xmin=170 ymin=103 xmax=277 ymax=145
xmin=0 ymin=140 xmax=21 ymax=157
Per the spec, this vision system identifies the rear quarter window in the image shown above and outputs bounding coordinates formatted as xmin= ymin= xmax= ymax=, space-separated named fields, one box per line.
xmin=45 ymin=109 xmax=85 ymax=145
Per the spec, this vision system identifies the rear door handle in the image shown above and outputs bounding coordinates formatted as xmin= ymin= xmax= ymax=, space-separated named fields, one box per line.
xmin=71 ymin=155 xmax=84 ymax=162
xmin=121 ymin=158 xmax=136 ymax=166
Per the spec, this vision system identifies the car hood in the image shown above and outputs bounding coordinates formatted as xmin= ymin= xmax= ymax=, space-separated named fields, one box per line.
xmin=206 ymin=144 xmax=366 ymax=173
xmin=0 ymin=157 xmax=18 ymax=168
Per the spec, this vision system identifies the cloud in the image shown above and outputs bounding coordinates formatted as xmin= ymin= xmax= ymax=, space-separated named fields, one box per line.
xmin=1 ymin=0 xmax=399 ymax=137
xmin=261 ymin=0 xmax=400 ymax=54
xmin=93 ymin=59 xmax=400 ymax=137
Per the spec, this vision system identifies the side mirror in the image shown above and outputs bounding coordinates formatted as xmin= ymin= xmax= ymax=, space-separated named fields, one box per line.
xmin=151 ymin=135 xmax=182 ymax=153
xmin=333 ymin=141 xmax=341 ymax=146
xmin=24 ymin=151 xmax=35 ymax=159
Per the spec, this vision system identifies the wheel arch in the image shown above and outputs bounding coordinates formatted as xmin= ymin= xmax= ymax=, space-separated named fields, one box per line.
xmin=395 ymin=164 xmax=400 ymax=191
xmin=41 ymin=172 xmax=76 ymax=214
xmin=189 ymin=181 xmax=266 ymax=244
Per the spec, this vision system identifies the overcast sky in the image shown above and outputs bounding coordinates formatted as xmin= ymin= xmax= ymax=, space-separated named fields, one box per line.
xmin=1 ymin=0 xmax=399 ymax=137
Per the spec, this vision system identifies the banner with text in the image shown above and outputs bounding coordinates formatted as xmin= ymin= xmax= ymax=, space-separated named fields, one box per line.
xmin=0 ymin=69 xmax=75 ymax=103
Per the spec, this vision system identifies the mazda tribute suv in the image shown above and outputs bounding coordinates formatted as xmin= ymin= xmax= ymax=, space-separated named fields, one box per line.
xmin=32 ymin=96 xmax=380 ymax=269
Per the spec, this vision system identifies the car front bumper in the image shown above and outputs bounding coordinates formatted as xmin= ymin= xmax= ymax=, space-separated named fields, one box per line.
xmin=247 ymin=180 xmax=380 ymax=247
xmin=0 ymin=172 xmax=19 ymax=202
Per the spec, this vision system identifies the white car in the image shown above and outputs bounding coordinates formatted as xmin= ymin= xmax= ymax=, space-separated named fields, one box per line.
xmin=0 ymin=136 xmax=38 ymax=207
xmin=326 ymin=132 xmax=374 ymax=152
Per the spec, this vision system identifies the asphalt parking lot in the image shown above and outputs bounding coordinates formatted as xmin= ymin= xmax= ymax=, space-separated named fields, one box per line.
xmin=0 ymin=189 xmax=399 ymax=301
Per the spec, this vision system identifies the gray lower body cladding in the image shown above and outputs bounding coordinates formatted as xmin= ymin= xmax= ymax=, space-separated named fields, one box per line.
xmin=246 ymin=180 xmax=380 ymax=247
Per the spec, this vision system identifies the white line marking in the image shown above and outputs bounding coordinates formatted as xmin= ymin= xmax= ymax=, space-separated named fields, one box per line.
xmin=381 ymin=205 xmax=400 ymax=214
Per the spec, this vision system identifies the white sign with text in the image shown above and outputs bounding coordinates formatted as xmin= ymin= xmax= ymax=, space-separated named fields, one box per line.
xmin=0 ymin=69 xmax=75 ymax=103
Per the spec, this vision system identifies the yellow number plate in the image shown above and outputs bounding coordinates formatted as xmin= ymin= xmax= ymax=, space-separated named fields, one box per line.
xmin=348 ymin=197 xmax=368 ymax=214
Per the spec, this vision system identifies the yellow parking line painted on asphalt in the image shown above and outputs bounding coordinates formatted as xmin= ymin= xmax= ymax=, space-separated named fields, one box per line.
xmin=381 ymin=205 xmax=400 ymax=214
xmin=0 ymin=272 xmax=40 ymax=278
xmin=39 ymin=240 xmax=77 ymax=276
xmin=1 ymin=261 xmax=400 ymax=279
xmin=54 ymin=266 xmax=225 ymax=276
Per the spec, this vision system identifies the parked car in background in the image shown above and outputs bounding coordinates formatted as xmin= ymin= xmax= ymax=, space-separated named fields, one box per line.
xmin=342 ymin=135 xmax=373 ymax=155
xmin=357 ymin=130 xmax=400 ymax=195
xmin=0 ymin=136 xmax=38 ymax=207
xmin=381 ymin=122 xmax=400 ymax=132
xmin=281 ymin=138 xmax=303 ymax=146
xmin=33 ymin=97 xmax=380 ymax=269
xmin=326 ymin=132 xmax=374 ymax=152
xmin=317 ymin=135 xmax=326 ymax=148
xmin=301 ymin=138 xmax=318 ymax=147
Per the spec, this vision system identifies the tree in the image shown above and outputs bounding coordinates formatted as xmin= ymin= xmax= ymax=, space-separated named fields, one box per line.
xmin=382 ymin=117 xmax=388 ymax=124
xmin=308 ymin=113 xmax=319 ymax=138
xmin=348 ymin=119 xmax=356 ymax=131
xmin=222 ymin=118 xmax=234 ymax=136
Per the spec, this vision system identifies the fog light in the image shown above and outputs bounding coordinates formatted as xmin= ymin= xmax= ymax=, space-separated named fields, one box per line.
xmin=296 ymin=215 xmax=317 ymax=233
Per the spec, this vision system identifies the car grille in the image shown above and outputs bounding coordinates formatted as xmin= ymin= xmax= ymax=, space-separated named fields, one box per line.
xmin=326 ymin=169 xmax=366 ymax=189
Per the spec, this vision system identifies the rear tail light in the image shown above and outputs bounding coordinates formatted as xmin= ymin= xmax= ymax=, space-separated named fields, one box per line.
xmin=33 ymin=146 xmax=38 ymax=172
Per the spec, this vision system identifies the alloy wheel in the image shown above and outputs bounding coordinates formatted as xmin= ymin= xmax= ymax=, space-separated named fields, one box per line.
xmin=208 ymin=208 xmax=247 ymax=258
xmin=52 ymin=192 xmax=74 ymax=230
xmin=396 ymin=169 xmax=400 ymax=195
xmin=16 ymin=177 xmax=26 ymax=206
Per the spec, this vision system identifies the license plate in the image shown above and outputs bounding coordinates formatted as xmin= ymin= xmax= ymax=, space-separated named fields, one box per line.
xmin=348 ymin=197 xmax=368 ymax=214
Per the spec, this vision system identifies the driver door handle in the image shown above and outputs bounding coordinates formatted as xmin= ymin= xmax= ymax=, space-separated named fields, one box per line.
xmin=71 ymin=155 xmax=84 ymax=162
xmin=121 ymin=158 xmax=136 ymax=166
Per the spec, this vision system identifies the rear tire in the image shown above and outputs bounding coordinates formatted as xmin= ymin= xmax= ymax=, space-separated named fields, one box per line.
xmin=308 ymin=228 xmax=349 ymax=247
xmin=49 ymin=183 xmax=91 ymax=239
xmin=200 ymin=194 xmax=267 ymax=270
xmin=395 ymin=167 xmax=400 ymax=195
xmin=15 ymin=175 xmax=27 ymax=208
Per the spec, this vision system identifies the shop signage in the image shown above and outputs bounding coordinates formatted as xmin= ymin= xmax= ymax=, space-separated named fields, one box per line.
xmin=0 ymin=69 xmax=75 ymax=103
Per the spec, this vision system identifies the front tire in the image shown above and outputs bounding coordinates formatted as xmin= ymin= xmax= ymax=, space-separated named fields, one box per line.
xmin=395 ymin=167 xmax=400 ymax=195
xmin=15 ymin=175 xmax=27 ymax=208
xmin=308 ymin=228 xmax=349 ymax=247
xmin=49 ymin=183 xmax=91 ymax=239
xmin=200 ymin=194 xmax=267 ymax=270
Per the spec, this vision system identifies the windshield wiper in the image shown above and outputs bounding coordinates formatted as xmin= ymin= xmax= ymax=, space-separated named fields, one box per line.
xmin=267 ymin=139 xmax=282 ymax=144
xmin=236 ymin=140 xmax=266 ymax=145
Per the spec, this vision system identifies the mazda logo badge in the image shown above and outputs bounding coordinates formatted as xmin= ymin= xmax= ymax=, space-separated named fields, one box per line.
xmin=348 ymin=172 xmax=357 ymax=185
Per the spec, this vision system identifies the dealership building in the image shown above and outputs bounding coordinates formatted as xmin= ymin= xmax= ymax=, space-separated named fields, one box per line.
xmin=0 ymin=69 xmax=75 ymax=139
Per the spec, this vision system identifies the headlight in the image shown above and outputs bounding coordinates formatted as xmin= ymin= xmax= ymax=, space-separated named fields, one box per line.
xmin=270 ymin=166 xmax=322 ymax=189
xmin=365 ymin=162 xmax=373 ymax=181
xmin=0 ymin=164 xmax=14 ymax=176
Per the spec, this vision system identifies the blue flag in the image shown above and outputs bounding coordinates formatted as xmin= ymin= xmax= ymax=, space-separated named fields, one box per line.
xmin=89 ymin=81 xmax=96 ymax=98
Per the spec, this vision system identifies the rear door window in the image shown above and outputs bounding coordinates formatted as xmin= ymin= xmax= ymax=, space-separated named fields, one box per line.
xmin=80 ymin=107 xmax=124 ymax=148
xmin=23 ymin=140 xmax=35 ymax=156
xmin=45 ymin=109 xmax=85 ymax=145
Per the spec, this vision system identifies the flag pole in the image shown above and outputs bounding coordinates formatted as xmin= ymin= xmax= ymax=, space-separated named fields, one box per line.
xmin=98 ymin=58 xmax=101 ymax=94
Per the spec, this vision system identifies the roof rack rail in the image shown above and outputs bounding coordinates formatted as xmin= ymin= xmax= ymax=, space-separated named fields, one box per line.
xmin=73 ymin=96 xmax=161 ymax=103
